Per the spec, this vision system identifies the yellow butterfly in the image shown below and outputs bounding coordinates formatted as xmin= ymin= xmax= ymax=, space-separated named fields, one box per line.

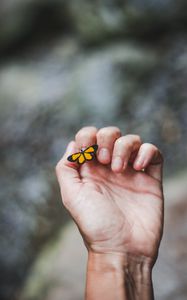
xmin=67 ymin=144 xmax=98 ymax=164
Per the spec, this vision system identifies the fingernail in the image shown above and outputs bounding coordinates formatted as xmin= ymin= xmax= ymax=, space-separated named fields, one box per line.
xmin=99 ymin=148 xmax=110 ymax=162
xmin=112 ymin=156 xmax=123 ymax=171
xmin=135 ymin=155 xmax=145 ymax=168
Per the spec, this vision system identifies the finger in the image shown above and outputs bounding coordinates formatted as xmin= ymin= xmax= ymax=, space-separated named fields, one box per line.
xmin=55 ymin=141 xmax=81 ymax=202
xmin=133 ymin=143 xmax=163 ymax=182
xmin=96 ymin=126 xmax=121 ymax=164
xmin=111 ymin=134 xmax=142 ymax=172
xmin=75 ymin=126 xmax=97 ymax=149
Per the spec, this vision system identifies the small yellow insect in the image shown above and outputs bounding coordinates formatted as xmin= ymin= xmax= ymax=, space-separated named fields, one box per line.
xmin=67 ymin=144 xmax=98 ymax=164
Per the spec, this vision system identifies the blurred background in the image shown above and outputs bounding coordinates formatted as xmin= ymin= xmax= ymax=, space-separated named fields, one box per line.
xmin=0 ymin=0 xmax=187 ymax=299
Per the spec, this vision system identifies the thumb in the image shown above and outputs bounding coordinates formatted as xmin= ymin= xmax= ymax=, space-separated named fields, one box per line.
xmin=55 ymin=141 xmax=81 ymax=200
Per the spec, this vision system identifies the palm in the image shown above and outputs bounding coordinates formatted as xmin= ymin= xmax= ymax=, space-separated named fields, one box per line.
xmin=71 ymin=162 xmax=163 ymax=260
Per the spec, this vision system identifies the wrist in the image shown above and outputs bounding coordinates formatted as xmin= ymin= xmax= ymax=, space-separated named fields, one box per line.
xmin=87 ymin=251 xmax=154 ymax=300
xmin=87 ymin=251 xmax=126 ymax=273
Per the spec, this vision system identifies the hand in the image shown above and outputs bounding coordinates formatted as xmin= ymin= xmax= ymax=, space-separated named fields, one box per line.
xmin=56 ymin=126 xmax=164 ymax=299
xmin=56 ymin=126 xmax=163 ymax=260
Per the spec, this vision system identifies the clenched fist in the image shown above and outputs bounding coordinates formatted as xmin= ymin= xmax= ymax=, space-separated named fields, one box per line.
xmin=56 ymin=126 xmax=164 ymax=300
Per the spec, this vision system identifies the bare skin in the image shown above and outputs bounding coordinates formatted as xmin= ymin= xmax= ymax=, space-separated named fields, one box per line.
xmin=56 ymin=126 xmax=164 ymax=300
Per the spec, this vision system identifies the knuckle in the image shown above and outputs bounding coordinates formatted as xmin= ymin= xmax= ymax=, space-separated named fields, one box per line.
xmin=76 ymin=131 xmax=88 ymax=140
xmin=134 ymin=134 xmax=142 ymax=143
xmin=97 ymin=126 xmax=121 ymax=139
xmin=75 ymin=126 xmax=97 ymax=139
xmin=125 ymin=141 xmax=133 ymax=149
xmin=115 ymin=136 xmax=132 ymax=148
xmin=108 ymin=126 xmax=121 ymax=134
xmin=142 ymin=142 xmax=157 ymax=151
xmin=126 ymin=134 xmax=142 ymax=143
xmin=75 ymin=129 xmax=85 ymax=140
xmin=115 ymin=136 xmax=125 ymax=146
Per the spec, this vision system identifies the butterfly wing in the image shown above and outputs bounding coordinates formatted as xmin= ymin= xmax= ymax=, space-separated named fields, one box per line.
xmin=67 ymin=152 xmax=81 ymax=162
xmin=78 ymin=153 xmax=86 ymax=164
xmin=84 ymin=144 xmax=98 ymax=154
xmin=68 ymin=152 xmax=85 ymax=164
xmin=81 ymin=144 xmax=98 ymax=162
xmin=84 ymin=152 xmax=93 ymax=161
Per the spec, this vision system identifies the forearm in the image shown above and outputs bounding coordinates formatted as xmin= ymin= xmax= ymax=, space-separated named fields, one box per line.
xmin=85 ymin=252 xmax=154 ymax=300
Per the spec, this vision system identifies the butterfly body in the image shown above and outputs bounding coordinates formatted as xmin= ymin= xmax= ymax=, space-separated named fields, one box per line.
xmin=67 ymin=144 xmax=98 ymax=164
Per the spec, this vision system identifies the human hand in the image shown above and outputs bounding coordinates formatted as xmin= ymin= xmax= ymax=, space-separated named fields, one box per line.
xmin=56 ymin=126 xmax=164 ymax=299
